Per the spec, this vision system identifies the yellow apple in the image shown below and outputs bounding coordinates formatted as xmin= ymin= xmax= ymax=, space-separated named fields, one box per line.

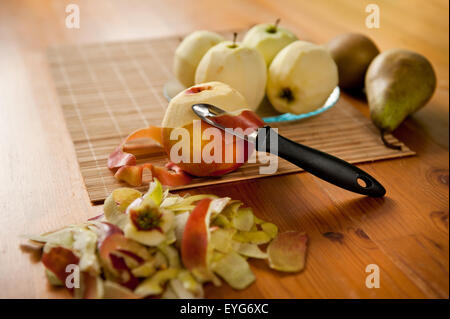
xmin=173 ymin=31 xmax=224 ymax=88
xmin=195 ymin=41 xmax=267 ymax=109
xmin=267 ymin=41 xmax=338 ymax=114
xmin=242 ymin=21 xmax=297 ymax=66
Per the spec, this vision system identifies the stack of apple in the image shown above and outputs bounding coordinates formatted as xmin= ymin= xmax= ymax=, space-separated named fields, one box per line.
xmin=173 ymin=20 xmax=338 ymax=114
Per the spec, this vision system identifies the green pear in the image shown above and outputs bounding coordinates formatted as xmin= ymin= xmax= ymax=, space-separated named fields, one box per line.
xmin=365 ymin=49 xmax=436 ymax=140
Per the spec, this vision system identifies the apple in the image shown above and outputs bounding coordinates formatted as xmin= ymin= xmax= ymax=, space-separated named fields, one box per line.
xmin=242 ymin=19 xmax=298 ymax=66
xmin=173 ymin=30 xmax=224 ymax=88
xmin=266 ymin=40 xmax=338 ymax=114
xmin=195 ymin=36 xmax=267 ymax=109
xmin=162 ymin=81 xmax=248 ymax=129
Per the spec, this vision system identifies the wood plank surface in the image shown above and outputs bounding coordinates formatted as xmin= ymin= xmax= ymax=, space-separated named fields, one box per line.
xmin=47 ymin=36 xmax=413 ymax=204
xmin=0 ymin=0 xmax=448 ymax=299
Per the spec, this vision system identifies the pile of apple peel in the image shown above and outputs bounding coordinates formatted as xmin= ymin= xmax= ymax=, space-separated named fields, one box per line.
xmin=24 ymin=180 xmax=308 ymax=299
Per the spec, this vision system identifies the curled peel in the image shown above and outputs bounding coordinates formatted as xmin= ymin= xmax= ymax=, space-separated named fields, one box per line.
xmin=108 ymin=126 xmax=191 ymax=187
xmin=267 ymin=231 xmax=308 ymax=272
xmin=181 ymin=198 xmax=212 ymax=272
xmin=108 ymin=126 xmax=163 ymax=171
xmin=180 ymin=197 xmax=230 ymax=281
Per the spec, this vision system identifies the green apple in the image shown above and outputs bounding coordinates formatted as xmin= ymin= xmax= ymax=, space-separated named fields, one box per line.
xmin=173 ymin=31 xmax=224 ymax=88
xmin=267 ymin=41 xmax=338 ymax=114
xmin=242 ymin=20 xmax=297 ymax=66
xmin=195 ymin=39 xmax=267 ymax=109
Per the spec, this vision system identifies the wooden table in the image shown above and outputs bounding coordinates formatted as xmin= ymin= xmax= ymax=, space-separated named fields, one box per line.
xmin=0 ymin=0 xmax=448 ymax=299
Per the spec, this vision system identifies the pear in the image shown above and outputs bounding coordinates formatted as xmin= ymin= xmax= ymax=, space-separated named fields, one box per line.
xmin=242 ymin=19 xmax=298 ymax=66
xmin=173 ymin=31 xmax=224 ymax=88
xmin=327 ymin=33 xmax=379 ymax=90
xmin=365 ymin=49 xmax=436 ymax=148
xmin=195 ymin=34 xmax=267 ymax=109
xmin=266 ymin=40 xmax=338 ymax=114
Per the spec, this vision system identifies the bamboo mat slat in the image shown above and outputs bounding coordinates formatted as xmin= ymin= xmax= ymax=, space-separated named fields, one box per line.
xmin=47 ymin=36 xmax=415 ymax=204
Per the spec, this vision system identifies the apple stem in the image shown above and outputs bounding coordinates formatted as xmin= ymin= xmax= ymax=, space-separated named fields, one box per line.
xmin=267 ymin=18 xmax=281 ymax=33
xmin=380 ymin=130 xmax=402 ymax=150
xmin=233 ymin=32 xmax=237 ymax=45
xmin=274 ymin=18 xmax=280 ymax=30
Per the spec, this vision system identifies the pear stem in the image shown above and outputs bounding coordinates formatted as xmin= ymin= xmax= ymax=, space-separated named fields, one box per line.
xmin=380 ymin=130 xmax=402 ymax=150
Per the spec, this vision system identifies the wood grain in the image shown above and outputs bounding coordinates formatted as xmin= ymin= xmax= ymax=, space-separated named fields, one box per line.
xmin=0 ymin=0 xmax=448 ymax=299
xmin=47 ymin=37 xmax=413 ymax=203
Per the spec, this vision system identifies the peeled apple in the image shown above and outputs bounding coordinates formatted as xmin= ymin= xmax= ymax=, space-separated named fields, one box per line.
xmin=173 ymin=31 xmax=224 ymax=88
xmin=195 ymin=41 xmax=267 ymax=109
xmin=266 ymin=40 xmax=338 ymax=114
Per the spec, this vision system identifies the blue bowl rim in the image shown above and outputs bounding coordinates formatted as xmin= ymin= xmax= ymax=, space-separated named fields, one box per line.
xmin=262 ymin=86 xmax=340 ymax=123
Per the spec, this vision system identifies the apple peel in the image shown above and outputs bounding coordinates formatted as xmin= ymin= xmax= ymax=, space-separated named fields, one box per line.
xmin=134 ymin=268 xmax=179 ymax=297
xmin=104 ymin=188 xmax=142 ymax=229
xmin=232 ymin=242 xmax=268 ymax=259
xmin=181 ymin=198 xmax=212 ymax=273
xmin=24 ymin=183 xmax=310 ymax=298
xmin=42 ymin=246 xmax=80 ymax=287
xmin=108 ymin=126 xmax=191 ymax=187
xmin=211 ymin=251 xmax=255 ymax=290
xmin=267 ymin=231 xmax=308 ymax=272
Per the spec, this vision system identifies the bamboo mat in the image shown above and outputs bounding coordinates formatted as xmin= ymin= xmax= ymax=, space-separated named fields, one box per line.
xmin=47 ymin=36 xmax=415 ymax=204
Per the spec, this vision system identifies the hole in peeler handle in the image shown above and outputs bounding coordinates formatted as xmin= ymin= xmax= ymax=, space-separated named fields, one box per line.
xmin=357 ymin=175 xmax=373 ymax=188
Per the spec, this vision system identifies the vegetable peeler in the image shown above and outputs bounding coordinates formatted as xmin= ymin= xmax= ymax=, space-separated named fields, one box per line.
xmin=192 ymin=103 xmax=386 ymax=197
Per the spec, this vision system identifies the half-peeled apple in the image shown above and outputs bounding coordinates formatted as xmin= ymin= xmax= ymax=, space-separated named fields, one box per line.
xmin=109 ymin=81 xmax=264 ymax=184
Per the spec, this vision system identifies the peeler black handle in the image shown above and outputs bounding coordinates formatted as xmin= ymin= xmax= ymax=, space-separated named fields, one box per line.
xmin=257 ymin=126 xmax=386 ymax=197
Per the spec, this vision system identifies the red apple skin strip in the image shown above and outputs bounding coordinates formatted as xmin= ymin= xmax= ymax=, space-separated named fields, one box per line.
xmin=181 ymin=198 xmax=212 ymax=271
xmin=114 ymin=165 xmax=144 ymax=187
xmin=152 ymin=162 xmax=192 ymax=186
xmin=114 ymin=163 xmax=191 ymax=187
xmin=109 ymin=253 xmax=140 ymax=290
xmin=41 ymin=246 xmax=80 ymax=287
xmin=107 ymin=126 xmax=163 ymax=172
xmin=212 ymin=110 xmax=265 ymax=131
xmin=267 ymin=231 xmax=308 ymax=272
xmin=108 ymin=126 xmax=191 ymax=187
